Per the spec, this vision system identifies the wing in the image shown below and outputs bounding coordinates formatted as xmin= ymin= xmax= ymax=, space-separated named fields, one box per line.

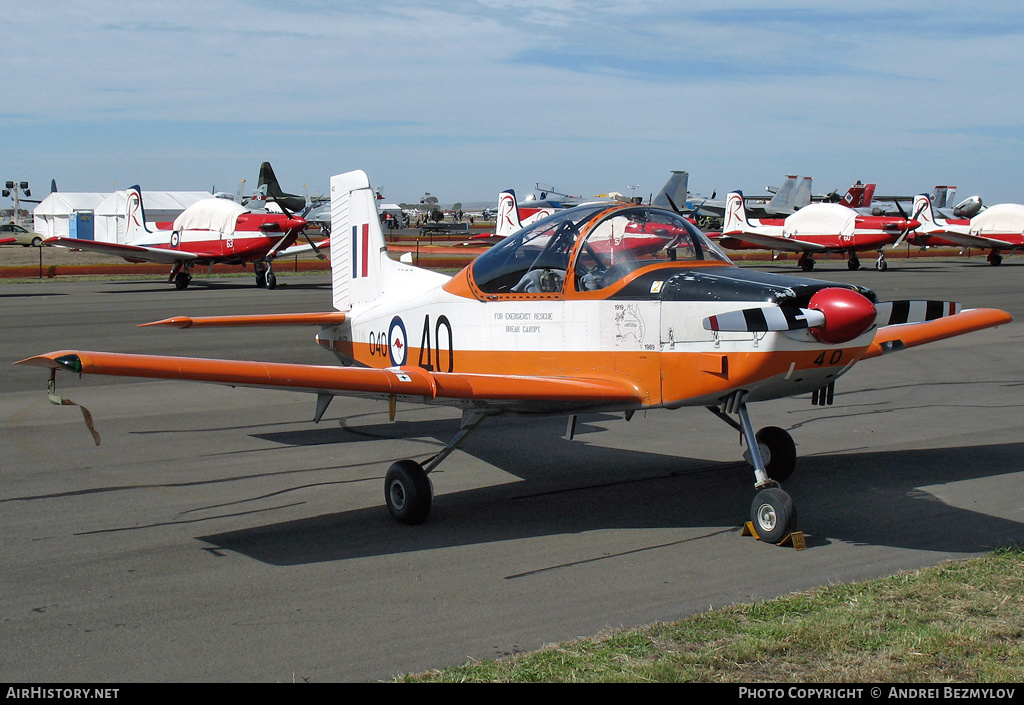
xmin=924 ymin=231 xmax=1016 ymax=250
xmin=723 ymin=231 xmax=827 ymax=253
xmin=139 ymin=312 xmax=348 ymax=328
xmin=863 ymin=308 xmax=1012 ymax=359
xmin=15 ymin=351 xmax=643 ymax=414
xmin=0 ymin=237 xmax=17 ymax=245
xmin=45 ymin=237 xmax=200 ymax=264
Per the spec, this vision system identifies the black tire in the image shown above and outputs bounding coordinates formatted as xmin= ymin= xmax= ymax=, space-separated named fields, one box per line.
xmin=31 ymin=237 xmax=42 ymax=247
xmin=174 ymin=272 xmax=190 ymax=290
xmin=754 ymin=426 xmax=796 ymax=483
xmin=847 ymin=257 xmax=861 ymax=271
xmin=800 ymin=259 xmax=814 ymax=272
xmin=750 ymin=487 xmax=797 ymax=544
xmin=384 ymin=460 xmax=433 ymax=525
xmin=265 ymin=270 xmax=277 ymax=289
xmin=876 ymin=259 xmax=887 ymax=271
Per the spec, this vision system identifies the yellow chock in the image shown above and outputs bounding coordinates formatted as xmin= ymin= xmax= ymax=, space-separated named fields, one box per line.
xmin=743 ymin=522 xmax=807 ymax=550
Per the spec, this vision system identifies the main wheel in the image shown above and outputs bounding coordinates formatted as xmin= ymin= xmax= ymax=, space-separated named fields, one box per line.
xmin=847 ymin=256 xmax=861 ymax=271
xmin=384 ymin=459 xmax=433 ymax=525
xmin=174 ymin=271 xmax=191 ymax=290
xmin=754 ymin=426 xmax=796 ymax=482
xmin=750 ymin=487 xmax=797 ymax=544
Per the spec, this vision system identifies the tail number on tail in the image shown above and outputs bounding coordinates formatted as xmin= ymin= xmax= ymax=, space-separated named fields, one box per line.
xmin=417 ymin=314 xmax=454 ymax=372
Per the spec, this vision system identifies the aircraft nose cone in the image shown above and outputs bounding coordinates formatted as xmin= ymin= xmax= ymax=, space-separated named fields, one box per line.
xmin=808 ymin=287 xmax=877 ymax=344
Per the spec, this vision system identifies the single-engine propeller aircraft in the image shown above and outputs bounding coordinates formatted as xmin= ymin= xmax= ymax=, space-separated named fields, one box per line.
xmin=45 ymin=186 xmax=307 ymax=289
xmin=18 ymin=170 xmax=1011 ymax=544
xmin=717 ymin=191 xmax=921 ymax=272
xmin=905 ymin=194 xmax=1022 ymax=266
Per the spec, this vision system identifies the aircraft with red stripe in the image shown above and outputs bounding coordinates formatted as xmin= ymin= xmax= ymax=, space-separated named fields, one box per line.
xmin=902 ymin=194 xmax=1024 ymax=266
xmin=45 ymin=186 xmax=307 ymax=289
xmin=19 ymin=170 xmax=1011 ymax=545
xmin=716 ymin=190 xmax=921 ymax=272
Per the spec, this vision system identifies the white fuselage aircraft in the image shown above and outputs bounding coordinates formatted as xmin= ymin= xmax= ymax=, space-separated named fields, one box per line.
xmin=20 ymin=171 xmax=1012 ymax=544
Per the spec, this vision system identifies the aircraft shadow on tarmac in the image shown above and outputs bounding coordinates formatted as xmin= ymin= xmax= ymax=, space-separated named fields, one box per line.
xmin=198 ymin=413 xmax=1024 ymax=566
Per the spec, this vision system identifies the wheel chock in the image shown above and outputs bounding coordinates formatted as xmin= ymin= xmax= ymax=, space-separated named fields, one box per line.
xmin=742 ymin=522 xmax=807 ymax=550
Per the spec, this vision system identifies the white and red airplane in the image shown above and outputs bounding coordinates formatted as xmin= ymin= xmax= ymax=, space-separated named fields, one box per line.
xmin=45 ymin=186 xmax=307 ymax=289
xmin=716 ymin=191 xmax=921 ymax=272
xmin=18 ymin=170 xmax=1011 ymax=545
xmin=904 ymin=194 xmax=1023 ymax=266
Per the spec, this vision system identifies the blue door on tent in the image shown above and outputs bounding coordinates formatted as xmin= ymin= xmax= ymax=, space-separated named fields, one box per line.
xmin=69 ymin=211 xmax=94 ymax=241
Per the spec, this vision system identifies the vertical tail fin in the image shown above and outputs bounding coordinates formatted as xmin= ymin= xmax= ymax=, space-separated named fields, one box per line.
xmin=652 ymin=171 xmax=689 ymax=211
xmin=913 ymin=194 xmax=940 ymax=232
xmin=841 ymin=182 xmax=876 ymax=208
xmin=259 ymin=162 xmax=283 ymax=198
xmin=331 ymin=171 xmax=386 ymax=311
xmin=124 ymin=186 xmax=155 ymax=243
xmin=495 ymin=189 xmax=522 ymax=238
xmin=330 ymin=170 xmax=448 ymax=313
xmin=767 ymin=175 xmax=798 ymax=211
xmin=722 ymin=191 xmax=749 ymax=234
xmin=793 ymin=177 xmax=812 ymax=209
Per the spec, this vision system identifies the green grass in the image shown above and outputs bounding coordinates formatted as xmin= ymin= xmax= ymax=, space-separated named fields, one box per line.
xmin=397 ymin=546 xmax=1024 ymax=682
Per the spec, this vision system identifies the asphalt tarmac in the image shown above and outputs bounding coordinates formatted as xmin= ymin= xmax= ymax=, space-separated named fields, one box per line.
xmin=1 ymin=258 xmax=1022 ymax=682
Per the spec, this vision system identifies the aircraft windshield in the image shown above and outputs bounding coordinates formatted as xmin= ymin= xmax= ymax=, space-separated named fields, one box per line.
xmin=471 ymin=204 xmax=732 ymax=295
xmin=471 ymin=203 xmax=610 ymax=294
xmin=575 ymin=207 xmax=731 ymax=290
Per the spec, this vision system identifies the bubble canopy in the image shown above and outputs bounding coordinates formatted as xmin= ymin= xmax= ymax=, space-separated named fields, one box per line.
xmin=470 ymin=203 xmax=732 ymax=295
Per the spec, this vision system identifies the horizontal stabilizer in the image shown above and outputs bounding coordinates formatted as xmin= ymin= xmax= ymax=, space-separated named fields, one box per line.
xmin=874 ymin=300 xmax=960 ymax=327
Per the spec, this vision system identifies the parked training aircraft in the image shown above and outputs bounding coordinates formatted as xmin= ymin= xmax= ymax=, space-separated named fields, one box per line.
xmin=907 ymin=194 xmax=1022 ymax=265
xmin=45 ymin=186 xmax=307 ymax=289
xmin=18 ymin=170 xmax=1011 ymax=545
xmin=717 ymin=191 xmax=921 ymax=271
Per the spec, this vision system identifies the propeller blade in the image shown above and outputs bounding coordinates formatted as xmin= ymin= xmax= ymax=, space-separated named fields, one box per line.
xmin=703 ymin=306 xmax=825 ymax=333
xmin=875 ymin=300 xmax=961 ymax=327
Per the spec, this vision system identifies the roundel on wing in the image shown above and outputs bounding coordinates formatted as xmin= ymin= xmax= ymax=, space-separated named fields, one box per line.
xmin=388 ymin=316 xmax=408 ymax=366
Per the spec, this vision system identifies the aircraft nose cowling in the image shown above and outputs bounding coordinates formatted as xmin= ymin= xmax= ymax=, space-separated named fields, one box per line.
xmin=808 ymin=287 xmax=877 ymax=344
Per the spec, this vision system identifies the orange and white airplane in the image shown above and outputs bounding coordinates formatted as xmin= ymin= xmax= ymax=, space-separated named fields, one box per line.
xmin=46 ymin=186 xmax=307 ymax=289
xmin=717 ymin=190 xmax=921 ymax=272
xmin=18 ymin=170 xmax=1012 ymax=544
xmin=904 ymin=194 xmax=1023 ymax=266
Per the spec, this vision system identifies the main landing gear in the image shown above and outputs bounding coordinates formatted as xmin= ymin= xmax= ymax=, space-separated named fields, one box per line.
xmin=382 ymin=410 xmax=488 ymax=524
xmin=169 ymin=262 xmax=193 ymax=290
xmin=709 ymin=391 xmax=799 ymax=544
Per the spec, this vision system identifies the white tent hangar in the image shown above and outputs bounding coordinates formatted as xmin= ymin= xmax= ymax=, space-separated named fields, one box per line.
xmin=33 ymin=192 xmax=110 ymax=240
xmin=95 ymin=191 xmax=213 ymax=243
xmin=34 ymin=190 xmax=215 ymax=243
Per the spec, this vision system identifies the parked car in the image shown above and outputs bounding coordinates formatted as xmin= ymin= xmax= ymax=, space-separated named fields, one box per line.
xmin=0 ymin=222 xmax=44 ymax=247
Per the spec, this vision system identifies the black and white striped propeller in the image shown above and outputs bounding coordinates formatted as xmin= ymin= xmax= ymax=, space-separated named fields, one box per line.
xmin=702 ymin=288 xmax=962 ymax=345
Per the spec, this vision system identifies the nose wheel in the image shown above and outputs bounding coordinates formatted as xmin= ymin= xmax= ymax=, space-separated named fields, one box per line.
xmin=711 ymin=392 xmax=801 ymax=545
